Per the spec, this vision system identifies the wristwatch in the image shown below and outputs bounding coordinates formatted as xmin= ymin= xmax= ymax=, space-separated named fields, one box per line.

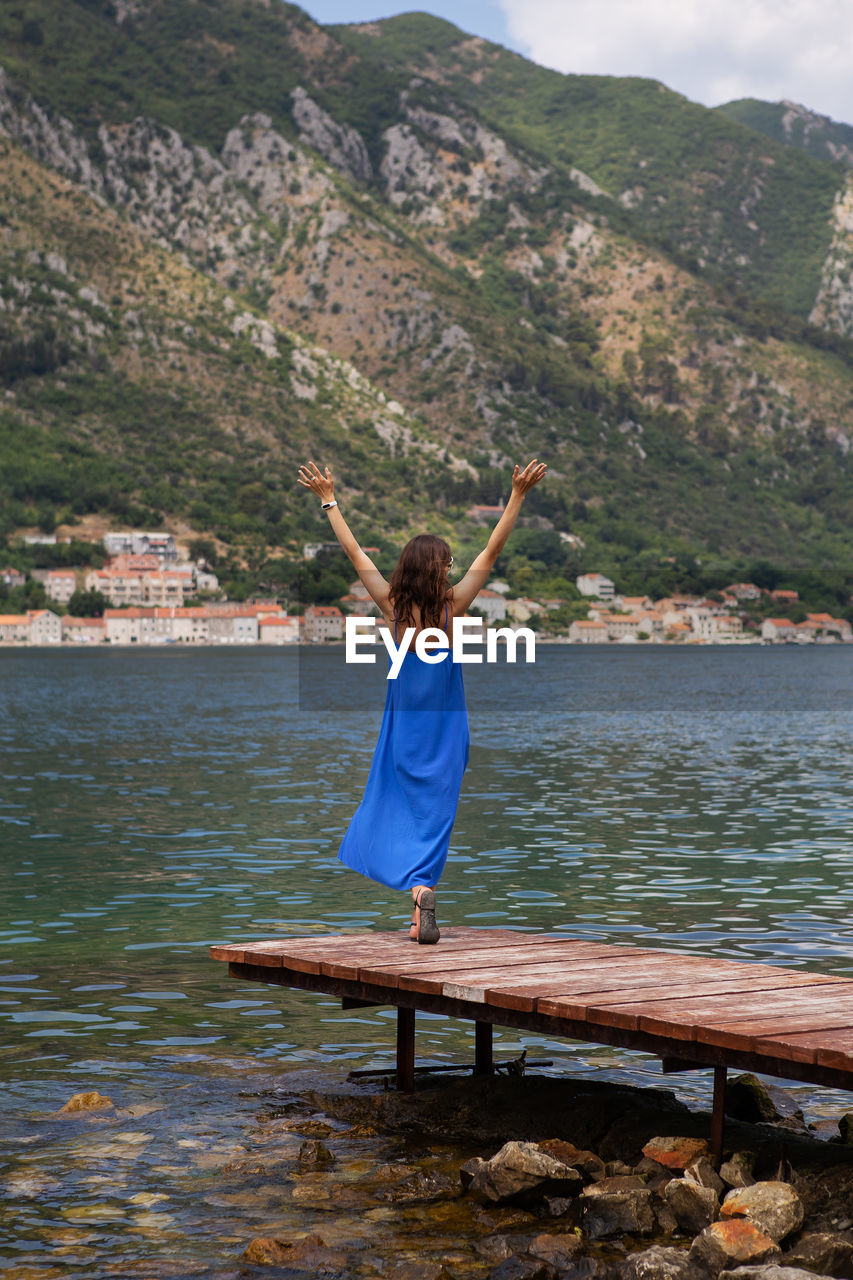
xmin=322 ymin=500 xmax=338 ymax=510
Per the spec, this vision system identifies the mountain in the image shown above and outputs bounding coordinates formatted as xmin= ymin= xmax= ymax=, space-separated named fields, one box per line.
xmin=716 ymin=99 xmax=853 ymax=169
xmin=0 ymin=1 xmax=852 ymax=609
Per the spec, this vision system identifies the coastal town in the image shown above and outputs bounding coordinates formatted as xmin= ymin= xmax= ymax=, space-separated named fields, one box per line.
xmin=0 ymin=532 xmax=851 ymax=647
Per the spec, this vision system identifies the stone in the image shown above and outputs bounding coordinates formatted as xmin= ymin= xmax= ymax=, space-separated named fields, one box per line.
xmin=581 ymin=1179 xmax=655 ymax=1240
xmin=461 ymin=1157 xmax=487 ymax=1189
xmin=296 ymin=1139 xmax=334 ymax=1169
xmin=838 ymin=1114 xmax=853 ymax=1144
xmin=607 ymin=1161 xmax=636 ymax=1177
xmin=664 ymin=1178 xmax=719 ymax=1234
xmin=720 ymin=1153 xmax=756 ymax=1190
xmin=386 ymin=1264 xmax=454 ymax=1280
xmin=719 ymin=1269 xmax=836 ymax=1280
xmin=619 ymin=1244 xmax=704 ymax=1280
xmin=685 ymin=1157 xmax=725 ymax=1196
xmin=544 ymin=1196 xmax=575 ymax=1218
xmin=488 ymin=1258 xmax=556 ymax=1280
xmin=379 ymin=1170 xmax=460 ymax=1205
xmin=527 ymin=1232 xmax=586 ymax=1269
xmin=475 ymin=1235 xmax=521 ymax=1264
xmin=783 ymin=1230 xmax=853 ymax=1277
xmin=466 ymin=1141 xmax=583 ymax=1205
xmin=689 ymin=1221 xmax=782 ymax=1273
xmin=723 ymin=1076 xmax=805 ymax=1128
xmin=721 ymin=1184 xmax=804 ymax=1243
xmin=57 ymin=1091 xmax=114 ymax=1113
xmin=642 ymin=1138 xmax=711 ymax=1172
xmin=654 ymin=1200 xmax=679 ymax=1235
xmin=538 ymin=1140 xmax=606 ymax=1183
xmin=241 ymin=1233 xmax=347 ymax=1271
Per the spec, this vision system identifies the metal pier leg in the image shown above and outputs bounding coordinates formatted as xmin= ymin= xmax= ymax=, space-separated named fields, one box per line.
xmin=711 ymin=1065 xmax=727 ymax=1166
xmin=396 ymin=1006 xmax=415 ymax=1092
xmin=474 ymin=1020 xmax=493 ymax=1075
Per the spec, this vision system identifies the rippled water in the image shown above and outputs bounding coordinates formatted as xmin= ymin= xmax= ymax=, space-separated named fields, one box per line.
xmin=2 ymin=646 xmax=853 ymax=1272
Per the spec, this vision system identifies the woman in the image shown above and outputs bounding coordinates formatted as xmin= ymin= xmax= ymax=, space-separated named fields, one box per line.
xmin=297 ymin=457 xmax=547 ymax=942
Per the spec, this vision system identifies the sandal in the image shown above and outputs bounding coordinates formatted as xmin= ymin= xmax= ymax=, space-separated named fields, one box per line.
xmin=413 ymin=888 xmax=440 ymax=945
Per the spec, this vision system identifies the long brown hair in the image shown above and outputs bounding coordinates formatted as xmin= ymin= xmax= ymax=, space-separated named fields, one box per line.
xmin=388 ymin=534 xmax=452 ymax=630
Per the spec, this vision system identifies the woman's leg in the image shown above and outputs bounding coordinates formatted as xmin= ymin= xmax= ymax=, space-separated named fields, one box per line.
xmin=410 ymin=884 xmax=439 ymax=944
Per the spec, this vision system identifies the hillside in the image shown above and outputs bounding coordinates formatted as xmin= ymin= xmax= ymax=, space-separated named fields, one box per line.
xmin=716 ymin=99 xmax=853 ymax=169
xmin=0 ymin=0 xmax=852 ymax=609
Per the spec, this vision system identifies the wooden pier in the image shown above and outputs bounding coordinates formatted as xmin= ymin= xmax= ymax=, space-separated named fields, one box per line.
xmin=210 ymin=928 xmax=853 ymax=1160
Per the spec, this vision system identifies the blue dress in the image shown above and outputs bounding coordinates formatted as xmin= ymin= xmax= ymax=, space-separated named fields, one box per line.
xmin=337 ymin=603 xmax=470 ymax=891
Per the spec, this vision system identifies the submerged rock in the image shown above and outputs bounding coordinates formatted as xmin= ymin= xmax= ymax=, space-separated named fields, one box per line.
xmin=717 ymin=1268 xmax=836 ymax=1280
xmin=296 ymin=1138 xmax=334 ymax=1169
xmin=57 ymin=1091 xmax=114 ymax=1113
xmin=242 ymin=1232 xmax=348 ymax=1270
xmin=721 ymin=1183 xmax=804 ymax=1243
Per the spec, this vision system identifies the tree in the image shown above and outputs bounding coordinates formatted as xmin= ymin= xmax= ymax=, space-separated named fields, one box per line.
xmin=68 ymin=589 xmax=108 ymax=618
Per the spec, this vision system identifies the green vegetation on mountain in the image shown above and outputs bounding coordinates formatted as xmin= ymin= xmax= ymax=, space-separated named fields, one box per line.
xmin=717 ymin=98 xmax=853 ymax=168
xmin=0 ymin=0 xmax=851 ymax=610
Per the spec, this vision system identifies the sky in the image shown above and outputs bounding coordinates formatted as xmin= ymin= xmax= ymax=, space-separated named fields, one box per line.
xmin=300 ymin=0 xmax=853 ymax=126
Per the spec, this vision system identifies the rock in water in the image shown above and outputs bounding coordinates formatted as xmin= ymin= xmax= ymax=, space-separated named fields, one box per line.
xmin=720 ymin=1183 xmax=804 ymax=1243
xmin=242 ymin=1233 xmax=347 ymax=1271
xmin=465 ymin=1141 xmax=583 ymax=1204
xmin=57 ymin=1091 xmax=114 ymax=1113
xmin=618 ymin=1244 xmax=705 ymax=1280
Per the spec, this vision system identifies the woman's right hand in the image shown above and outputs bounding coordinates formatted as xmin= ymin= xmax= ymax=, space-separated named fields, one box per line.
xmin=511 ymin=459 xmax=547 ymax=496
xmin=297 ymin=459 xmax=335 ymax=503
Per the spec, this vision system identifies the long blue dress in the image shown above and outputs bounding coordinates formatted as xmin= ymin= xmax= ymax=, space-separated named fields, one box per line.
xmin=337 ymin=603 xmax=470 ymax=890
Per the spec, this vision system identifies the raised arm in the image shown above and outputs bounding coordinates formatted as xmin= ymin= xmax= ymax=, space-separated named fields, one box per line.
xmin=451 ymin=459 xmax=547 ymax=616
xmin=297 ymin=460 xmax=391 ymax=610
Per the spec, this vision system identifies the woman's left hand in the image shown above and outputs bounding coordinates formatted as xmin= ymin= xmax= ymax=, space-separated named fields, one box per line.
xmin=297 ymin=460 xmax=335 ymax=503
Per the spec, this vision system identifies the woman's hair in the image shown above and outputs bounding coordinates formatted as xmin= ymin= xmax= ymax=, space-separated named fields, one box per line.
xmin=388 ymin=533 xmax=452 ymax=629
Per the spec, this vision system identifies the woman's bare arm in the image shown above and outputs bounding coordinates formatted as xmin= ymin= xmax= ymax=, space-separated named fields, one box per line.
xmin=451 ymin=459 xmax=547 ymax=616
xmin=297 ymin=460 xmax=391 ymax=611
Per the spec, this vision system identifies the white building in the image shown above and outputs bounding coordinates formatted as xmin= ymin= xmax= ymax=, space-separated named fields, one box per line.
xmin=761 ymin=618 xmax=796 ymax=643
xmin=473 ymin=589 xmax=507 ymax=623
xmin=304 ymin=605 xmax=344 ymax=641
xmin=28 ymin=609 xmax=62 ymax=644
xmin=43 ymin=569 xmax=78 ymax=604
xmin=103 ymin=531 xmax=178 ymax=560
xmin=259 ymin=616 xmax=300 ymax=644
xmin=62 ymin=616 xmax=106 ymax=644
xmin=577 ymin=573 xmax=615 ymax=600
xmin=569 ymin=620 xmax=609 ymax=643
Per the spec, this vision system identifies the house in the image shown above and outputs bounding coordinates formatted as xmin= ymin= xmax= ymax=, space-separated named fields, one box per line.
xmin=103 ymin=531 xmax=177 ymax=560
xmin=805 ymin=613 xmax=853 ymax=641
xmin=27 ymin=609 xmax=62 ymax=644
xmin=665 ymin=621 xmax=693 ymax=642
xmin=303 ymin=604 xmax=344 ymax=641
xmin=568 ymin=620 xmax=608 ymax=643
xmin=0 ymin=614 xmax=31 ymax=643
xmin=603 ymin=614 xmax=643 ymax=641
xmin=62 ymin=616 xmax=106 ymax=644
xmin=617 ymin=595 xmax=653 ymax=612
xmin=43 ymin=569 xmax=78 ymax=604
xmin=1 ymin=567 xmax=26 ymax=588
xmin=259 ymin=616 xmax=301 ymax=644
xmin=473 ymin=589 xmax=507 ymax=623
xmin=761 ymin=618 xmax=796 ymax=642
xmin=466 ymin=502 xmax=506 ymax=525
xmin=725 ymin=582 xmax=762 ymax=601
xmin=771 ymin=589 xmax=799 ymax=604
xmin=576 ymin=573 xmax=615 ymax=600
xmin=506 ymin=597 xmax=545 ymax=623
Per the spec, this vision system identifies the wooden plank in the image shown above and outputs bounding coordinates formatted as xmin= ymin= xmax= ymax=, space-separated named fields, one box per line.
xmin=696 ymin=1011 xmax=853 ymax=1053
xmin=579 ymin=983 xmax=853 ymax=1033
xmin=496 ymin=972 xmax=839 ymax=1015
xmin=357 ymin=944 xmax=662 ymax=988
xmin=322 ymin=937 xmax=612 ymax=982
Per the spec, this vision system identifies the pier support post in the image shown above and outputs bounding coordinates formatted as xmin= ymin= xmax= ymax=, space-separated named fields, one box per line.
xmin=711 ymin=1065 xmax=727 ymax=1166
xmin=396 ymin=1006 xmax=415 ymax=1092
xmin=474 ymin=1020 xmax=493 ymax=1075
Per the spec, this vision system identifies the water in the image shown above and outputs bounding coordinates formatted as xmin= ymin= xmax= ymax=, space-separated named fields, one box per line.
xmin=2 ymin=645 xmax=853 ymax=1272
